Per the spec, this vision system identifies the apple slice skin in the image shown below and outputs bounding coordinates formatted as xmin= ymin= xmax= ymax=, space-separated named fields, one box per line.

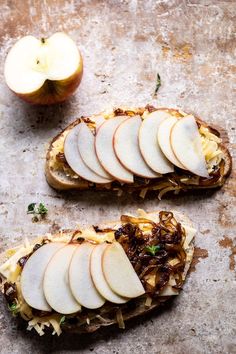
xmin=64 ymin=124 xmax=112 ymax=184
xmin=102 ymin=242 xmax=145 ymax=298
xmin=43 ymin=245 xmax=81 ymax=315
xmin=4 ymin=32 xmax=83 ymax=105
xmin=139 ymin=111 xmax=174 ymax=174
xmin=17 ymin=64 xmax=83 ymax=105
xmin=114 ymin=116 xmax=159 ymax=178
xmin=20 ymin=243 xmax=65 ymax=311
xmin=77 ymin=122 xmax=113 ymax=180
xmin=95 ymin=117 xmax=134 ymax=183
xmin=90 ymin=243 xmax=128 ymax=304
xmin=69 ymin=242 xmax=105 ymax=309
xmin=158 ymin=116 xmax=186 ymax=169
xmin=170 ymin=115 xmax=209 ymax=178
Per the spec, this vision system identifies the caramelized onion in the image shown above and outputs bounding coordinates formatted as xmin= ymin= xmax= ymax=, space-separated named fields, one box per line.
xmin=120 ymin=215 xmax=156 ymax=226
xmin=116 ymin=212 xmax=186 ymax=296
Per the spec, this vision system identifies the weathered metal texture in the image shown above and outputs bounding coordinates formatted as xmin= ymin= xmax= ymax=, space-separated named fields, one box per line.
xmin=0 ymin=1 xmax=235 ymax=353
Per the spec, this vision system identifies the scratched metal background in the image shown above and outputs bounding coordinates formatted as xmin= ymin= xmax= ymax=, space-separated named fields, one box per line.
xmin=0 ymin=1 xmax=235 ymax=353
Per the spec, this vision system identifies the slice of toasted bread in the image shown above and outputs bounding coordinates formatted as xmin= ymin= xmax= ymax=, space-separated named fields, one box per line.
xmin=45 ymin=106 xmax=232 ymax=197
xmin=0 ymin=210 xmax=194 ymax=335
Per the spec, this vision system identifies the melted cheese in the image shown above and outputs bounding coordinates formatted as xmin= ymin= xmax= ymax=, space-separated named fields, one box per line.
xmin=199 ymin=126 xmax=223 ymax=173
xmin=0 ymin=242 xmax=33 ymax=279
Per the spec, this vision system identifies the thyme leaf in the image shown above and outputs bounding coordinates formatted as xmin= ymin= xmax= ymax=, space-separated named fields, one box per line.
xmin=60 ymin=316 xmax=66 ymax=325
xmin=146 ymin=245 xmax=161 ymax=256
xmin=153 ymin=73 xmax=161 ymax=97
xmin=27 ymin=203 xmax=48 ymax=222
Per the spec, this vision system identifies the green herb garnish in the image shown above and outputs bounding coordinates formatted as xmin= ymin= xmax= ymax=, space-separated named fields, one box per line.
xmin=27 ymin=203 xmax=36 ymax=213
xmin=37 ymin=203 xmax=48 ymax=215
xmin=27 ymin=203 xmax=48 ymax=222
xmin=153 ymin=73 xmax=161 ymax=97
xmin=146 ymin=245 xmax=161 ymax=256
xmin=8 ymin=302 xmax=19 ymax=316
xmin=60 ymin=315 xmax=66 ymax=325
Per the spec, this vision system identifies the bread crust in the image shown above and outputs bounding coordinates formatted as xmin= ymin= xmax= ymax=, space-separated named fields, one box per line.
xmin=45 ymin=106 xmax=232 ymax=195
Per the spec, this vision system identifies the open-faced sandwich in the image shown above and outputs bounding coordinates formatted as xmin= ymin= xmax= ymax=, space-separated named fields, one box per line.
xmin=0 ymin=210 xmax=195 ymax=336
xmin=45 ymin=106 xmax=231 ymax=198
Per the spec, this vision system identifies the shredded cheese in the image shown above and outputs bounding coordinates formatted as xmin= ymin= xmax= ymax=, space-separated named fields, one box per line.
xmin=139 ymin=188 xmax=148 ymax=199
xmin=145 ymin=296 xmax=153 ymax=307
xmin=27 ymin=314 xmax=62 ymax=336
xmin=116 ymin=308 xmax=125 ymax=329
xmin=199 ymin=126 xmax=223 ymax=173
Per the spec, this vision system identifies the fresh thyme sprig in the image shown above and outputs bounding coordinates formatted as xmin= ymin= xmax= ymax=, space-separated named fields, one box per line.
xmin=27 ymin=203 xmax=48 ymax=222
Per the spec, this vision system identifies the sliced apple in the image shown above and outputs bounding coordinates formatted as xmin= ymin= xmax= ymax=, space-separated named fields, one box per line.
xmin=64 ymin=124 xmax=111 ymax=184
xmin=77 ymin=122 xmax=113 ymax=180
xmin=157 ymin=116 xmax=186 ymax=169
xmin=114 ymin=116 xmax=159 ymax=178
xmin=92 ymin=116 xmax=105 ymax=132
xmin=4 ymin=32 xmax=83 ymax=105
xmin=43 ymin=245 xmax=81 ymax=314
xmin=139 ymin=110 xmax=174 ymax=174
xmin=20 ymin=243 xmax=65 ymax=311
xmin=171 ymin=115 xmax=209 ymax=177
xmin=95 ymin=116 xmax=134 ymax=183
xmin=69 ymin=242 xmax=105 ymax=309
xmin=90 ymin=243 xmax=128 ymax=304
xmin=102 ymin=242 xmax=145 ymax=298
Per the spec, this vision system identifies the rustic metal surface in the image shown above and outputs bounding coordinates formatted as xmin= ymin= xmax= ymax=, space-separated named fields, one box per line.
xmin=0 ymin=1 xmax=235 ymax=353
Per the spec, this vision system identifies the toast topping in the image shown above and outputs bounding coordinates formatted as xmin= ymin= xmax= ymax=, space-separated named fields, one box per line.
xmin=47 ymin=107 xmax=224 ymax=196
xmin=0 ymin=211 xmax=195 ymax=336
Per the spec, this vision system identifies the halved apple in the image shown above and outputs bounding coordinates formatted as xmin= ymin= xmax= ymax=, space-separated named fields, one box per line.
xmin=43 ymin=245 xmax=81 ymax=314
xmin=171 ymin=115 xmax=209 ymax=177
xmin=21 ymin=243 xmax=65 ymax=311
xmin=102 ymin=242 xmax=145 ymax=298
xmin=69 ymin=242 xmax=105 ymax=309
xmin=4 ymin=32 xmax=83 ymax=105
xmin=64 ymin=124 xmax=112 ymax=184
xmin=114 ymin=116 xmax=159 ymax=178
xmin=157 ymin=116 xmax=186 ymax=169
xmin=90 ymin=243 xmax=128 ymax=304
xmin=139 ymin=110 xmax=174 ymax=174
xmin=95 ymin=117 xmax=134 ymax=183
xmin=77 ymin=122 xmax=113 ymax=180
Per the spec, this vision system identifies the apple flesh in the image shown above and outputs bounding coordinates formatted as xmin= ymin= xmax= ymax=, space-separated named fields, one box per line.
xmin=102 ymin=242 xmax=145 ymax=298
xmin=64 ymin=124 xmax=112 ymax=184
xmin=69 ymin=242 xmax=105 ymax=309
xmin=95 ymin=117 xmax=134 ymax=183
xmin=170 ymin=115 xmax=209 ymax=177
xmin=114 ymin=116 xmax=159 ymax=178
xmin=77 ymin=122 xmax=113 ymax=180
xmin=4 ymin=32 xmax=83 ymax=105
xmin=20 ymin=243 xmax=65 ymax=311
xmin=157 ymin=116 xmax=186 ymax=169
xmin=43 ymin=245 xmax=81 ymax=314
xmin=92 ymin=116 xmax=106 ymax=132
xmin=90 ymin=243 xmax=128 ymax=304
xmin=139 ymin=111 xmax=174 ymax=174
